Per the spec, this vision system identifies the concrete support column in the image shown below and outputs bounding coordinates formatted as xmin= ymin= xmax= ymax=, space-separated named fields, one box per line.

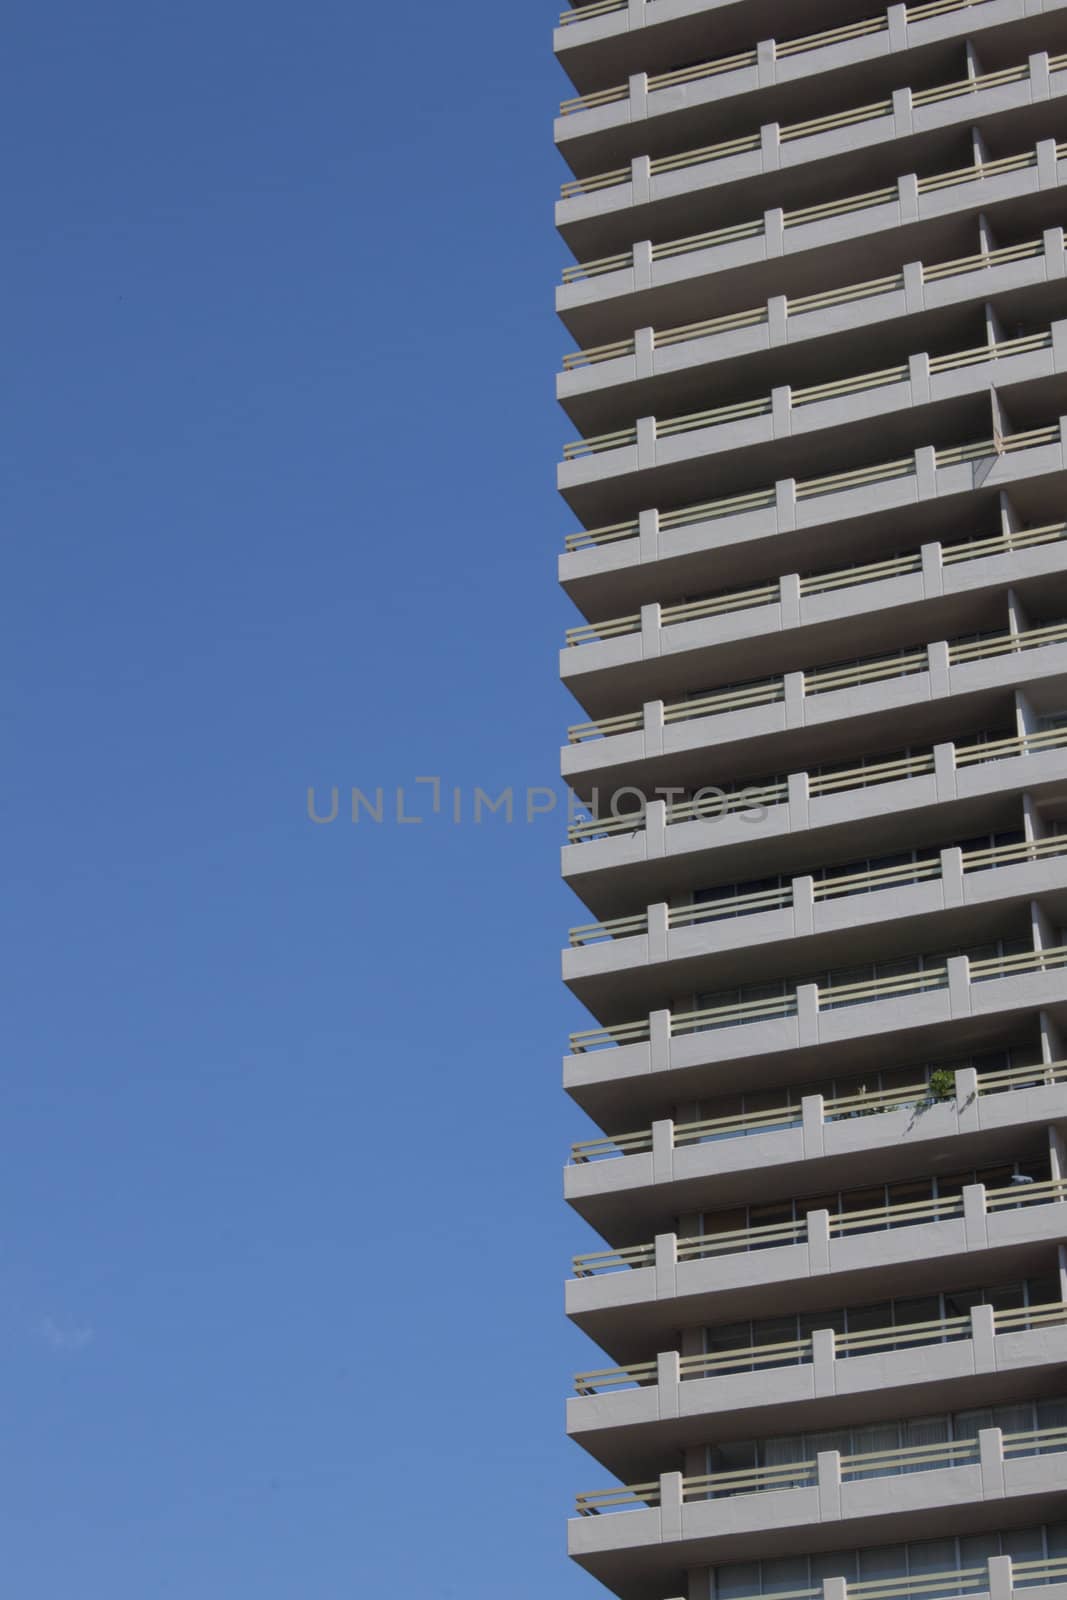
xmin=784 ymin=670 xmax=805 ymax=726
xmin=768 ymin=293 xmax=789 ymax=345
xmin=1039 ymin=1010 xmax=1065 ymax=1064
xmin=771 ymin=385 xmax=792 ymax=436
xmin=988 ymin=1557 xmax=1014 ymax=1600
xmin=903 ymin=258 xmax=925 ymax=313
xmin=654 ymin=1231 xmax=678 ymax=1300
xmin=970 ymin=1300 xmax=998 ymax=1372
xmin=1037 ymin=137 xmax=1059 ymax=188
xmin=934 ymin=741 xmax=958 ymax=803
xmin=908 ymin=350 xmax=931 ymax=406
xmin=775 ymin=476 xmax=797 ymax=531
xmin=636 ymin=413 xmax=656 ymax=469
xmin=639 ymin=601 xmax=662 ymax=657
xmin=651 ymin=1117 xmax=673 ymax=1185
xmin=628 ymin=72 xmax=648 ymax=121
xmin=887 ymin=2 xmax=909 ymax=50
xmin=915 ymin=443 xmax=938 ymax=498
xmin=948 ymin=954 xmax=972 ymax=1017
xmin=1030 ymin=897 xmax=1058 ymax=952
xmin=1029 ymin=51 xmax=1051 ymax=101
xmin=756 ymin=37 xmax=776 ymax=88
xmin=633 ymin=238 xmax=653 ymax=291
xmin=760 ymin=122 xmax=780 ymax=172
xmin=788 ymin=768 xmax=811 ymax=830
xmin=892 ymin=86 xmax=913 ymax=138
xmin=779 ymin=571 xmax=801 ymax=629
xmin=898 ymin=171 xmax=919 ymax=223
xmin=999 ymin=489 xmax=1022 ymax=536
xmin=765 ymin=207 xmax=785 ymax=257
xmin=1047 ymin=1123 xmax=1067 ymax=1182
xmin=631 ymin=154 xmax=651 ymax=207
xmin=928 ymin=638 xmax=951 ymax=698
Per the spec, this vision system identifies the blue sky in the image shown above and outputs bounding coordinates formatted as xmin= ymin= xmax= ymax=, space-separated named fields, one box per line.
xmin=1 ymin=4 xmax=607 ymax=1594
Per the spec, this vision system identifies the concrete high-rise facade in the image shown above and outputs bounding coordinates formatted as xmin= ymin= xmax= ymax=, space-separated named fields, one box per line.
xmin=553 ymin=5 xmax=1067 ymax=1600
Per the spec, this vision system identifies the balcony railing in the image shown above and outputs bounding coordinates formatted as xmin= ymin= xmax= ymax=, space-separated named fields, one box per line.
xmin=562 ymin=420 xmax=1059 ymax=553
xmin=565 ymin=520 xmax=1067 ymax=648
xmin=562 ymin=329 xmax=1051 ymax=459
xmin=569 ymin=1058 xmax=1067 ymax=1165
xmin=572 ymin=1177 xmax=1067 ymax=1276
xmin=566 ymin=618 xmax=1067 ymax=744
xmin=576 ymin=1421 xmax=1067 ymax=1513
xmin=560 ymin=56 xmax=1049 ymax=198
xmin=573 ymin=1299 xmax=1067 ymax=1393
xmin=558 ymin=0 xmax=992 ymax=93
xmin=568 ymin=723 xmax=1067 ymax=844
xmin=655 ymin=1555 xmax=1067 ymax=1600
xmin=567 ymin=943 xmax=1067 ymax=1052
xmin=560 ymin=141 xmax=1063 ymax=284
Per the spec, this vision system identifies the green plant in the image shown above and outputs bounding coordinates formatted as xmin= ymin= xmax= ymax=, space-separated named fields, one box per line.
xmin=927 ymin=1068 xmax=956 ymax=1103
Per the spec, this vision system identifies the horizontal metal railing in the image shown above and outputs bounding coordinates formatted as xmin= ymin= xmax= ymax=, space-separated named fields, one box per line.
xmin=568 ymin=943 xmax=1067 ymax=1051
xmin=577 ymin=1421 xmax=1067 ymax=1514
xmin=572 ymin=1300 xmax=1067 ymax=1393
xmin=563 ymin=419 xmax=1060 ymax=551
xmin=561 ymin=232 xmax=1049 ymax=369
xmin=561 ymin=138 xmax=1061 ymax=282
xmin=561 ymin=54 xmax=1045 ymax=198
xmin=558 ymin=0 xmax=995 ymax=105
xmin=567 ymin=615 xmax=1067 ymax=743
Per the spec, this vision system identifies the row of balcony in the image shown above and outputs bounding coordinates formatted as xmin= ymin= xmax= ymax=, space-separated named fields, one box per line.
xmin=629 ymin=1555 xmax=1067 ymax=1600
xmin=560 ymin=55 xmax=1057 ymax=204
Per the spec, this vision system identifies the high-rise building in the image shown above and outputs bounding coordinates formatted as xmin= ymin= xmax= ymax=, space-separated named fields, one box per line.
xmin=553 ymin=5 xmax=1067 ymax=1600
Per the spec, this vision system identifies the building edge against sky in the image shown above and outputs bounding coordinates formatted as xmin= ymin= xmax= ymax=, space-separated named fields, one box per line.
xmin=552 ymin=3 xmax=1067 ymax=1600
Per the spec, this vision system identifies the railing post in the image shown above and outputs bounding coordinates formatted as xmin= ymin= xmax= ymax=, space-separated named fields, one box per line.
xmin=970 ymin=1300 xmax=997 ymax=1373
xmin=645 ymin=795 xmax=667 ymax=858
xmin=647 ymin=901 xmax=669 ymax=964
xmin=788 ymin=768 xmax=810 ymax=829
xmin=892 ymin=86 xmax=913 ymax=139
xmin=1029 ymin=51 xmax=1051 ymax=102
xmin=756 ymin=37 xmax=776 ymax=88
xmin=636 ymin=413 xmax=656 ymax=469
xmin=927 ymin=638 xmax=951 ymax=698
xmin=784 ymin=670 xmax=805 ymax=726
xmin=638 ymin=506 xmax=660 ymax=564
xmin=963 ymin=1182 xmax=989 ymax=1251
xmin=947 ymin=953 xmax=971 ymax=1017
xmin=808 ymin=1207 xmax=831 ymax=1274
xmin=933 ymin=741 xmax=957 ymax=803
xmin=902 ymin=257 xmax=924 ymax=314
xmin=630 ymin=153 xmax=651 ymax=208
xmin=651 ymin=1117 xmax=673 ymax=1185
xmin=650 ymin=1008 xmax=671 ymax=1074
xmin=822 ymin=1579 xmax=848 ymax=1600
xmin=816 ymin=1449 xmax=842 ymax=1520
xmin=654 ymin=1232 xmax=677 ymax=1300
xmin=987 ymin=1556 xmax=1013 ymax=1600
xmin=887 ymin=3 xmax=908 ymax=52
xmin=633 ymin=325 xmax=655 ymax=380
xmin=775 ymin=475 xmax=797 ymax=531
xmin=628 ymin=71 xmax=648 ymax=121
xmin=656 ymin=1348 xmax=681 ymax=1418
xmin=797 ymin=981 xmax=819 ymax=1047
xmin=1036 ymin=137 xmax=1059 ymax=189
xmin=779 ymin=570 xmax=801 ymax=628
xmin=771 ymin=384 xmax=792 ymax=436
xmin=920 ymin=539 xmax=943 ymax=597
xmin=915 ymin=441 xmax=938 ymax=498
xmin=644 ymin=697 xmax=665 ymax=756
xmin=760 ymin=121 xmax=780 ymax=173
xmin=978 ymin=1426 xmax=1006 ymax=1498
xmin=768 ymin=293 xmax=788 ymax=346
xmin=955 ymin=1064 xmax=981 ymax=1133
xmin=811 ymin=1325 xmax=836 ymax=1397
xmin=801 ymin=1093 xmax=825 ymax=1160
xmin=898 ymin=170 xmax=919 ymax=224
xmin=940 ymin=845 xmax=965 ymax=908
xmin=793 ymin=874 xmax=814 ymax=937
xmin=639 ymin=600 xmax=661 ymax=658
xmin=633 ymin=237 xmax=654 ymax=291
xmin=908 ymin=349 xmax=931 ymax=407
xmin=659 ymin=1469 xmax=683 ymax=1540
xmin=1044 ymin=225 xmax=1066 ymax=280
xmin=764 ymin=206 xmax=784 ymax=258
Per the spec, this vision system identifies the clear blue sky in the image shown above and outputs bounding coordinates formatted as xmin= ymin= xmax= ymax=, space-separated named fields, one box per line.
xmin=1 ymin=4 xmax=606 ymax=1594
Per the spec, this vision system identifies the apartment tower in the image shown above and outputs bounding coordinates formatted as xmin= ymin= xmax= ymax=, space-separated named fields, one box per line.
xmin=554 ymin=4 xmax=1067 ymax=1600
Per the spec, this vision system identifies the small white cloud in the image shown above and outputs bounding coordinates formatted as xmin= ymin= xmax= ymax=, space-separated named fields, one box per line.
xmin=39 ymin=1317 xmax=93 ymax=1354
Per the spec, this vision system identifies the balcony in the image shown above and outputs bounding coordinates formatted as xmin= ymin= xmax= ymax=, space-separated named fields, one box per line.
xmin=566 ymin=1059 xmax=1067 ymax=1238
xmin=557 ymin=53 xmax=1067 ymax=261
xmin=559 ymin=231 xmax=1066 ymax=439
xmin=556 ymin=0 xmax=1067 ymax=173
xmin=557 ymin=138 xmax=1067 ymax=348
xmin=568 ymin=1421 xmax=1067 ymax=1600
xmin=564 ymin=942 xmax=1067 ymax=1127
xmin=569 ymin=1300 xmax=1067 ymax=1481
